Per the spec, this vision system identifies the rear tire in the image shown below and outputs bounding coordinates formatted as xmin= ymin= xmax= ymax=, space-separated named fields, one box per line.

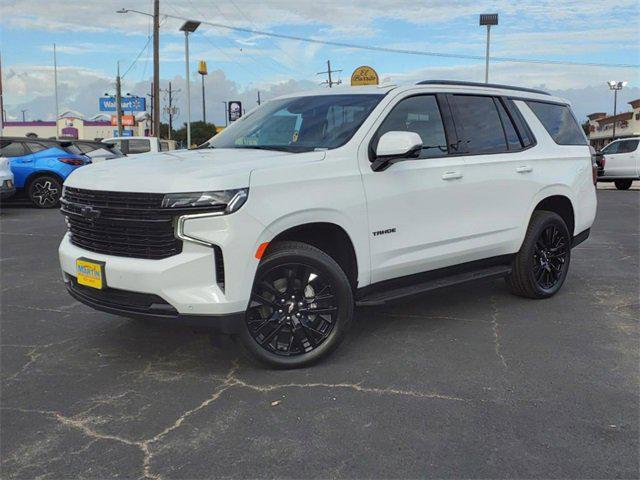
xmin=614 ymin=179 xmax=633 ymax=190
xmin=506 ymin=211 xmax=571 ymax=299
xmin=237 ymin=241 xmax=353 ymax=368
xmin=27 ymin=175 xmax=62 ymax=208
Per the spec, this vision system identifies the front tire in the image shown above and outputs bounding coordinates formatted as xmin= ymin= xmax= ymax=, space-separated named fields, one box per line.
xmin=506 ymin=211 xmax=571 ymax=299
xmin=614 ymin=179 xmax=633 ymax=190
xmin=238 ymin=241 xmax=354 ymax=368
xmin=27 ymin=175 xmax=62 ymax=208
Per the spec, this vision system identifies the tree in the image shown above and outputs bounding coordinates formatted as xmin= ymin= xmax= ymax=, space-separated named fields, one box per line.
xmin=581 ymin=120 xmax=591 ymax=138
xmin=174 ymin=121 xmax=217 ymax=148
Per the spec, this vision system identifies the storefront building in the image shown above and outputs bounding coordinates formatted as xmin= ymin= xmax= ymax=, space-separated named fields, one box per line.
xmin=587 ymin=99 xmax=640 ymax=150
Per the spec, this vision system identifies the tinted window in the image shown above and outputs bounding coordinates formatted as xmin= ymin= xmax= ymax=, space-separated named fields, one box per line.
xmin=0 ymin=141 xmax=27 ymax=158
xmin=374 ymin=95 xmax=448 ymax=158
xmin=160 ymin=141 xmax=169 ymax=152
xmin=26 ymin=142 xmax=47 ymax=153
xmin=495 ymin=99 xmax=522 ymax=150
xmin=450 ymin=95 xmax=508 ymax=154
xmin=526 ymin=101 xmax=587 ymax=145
xmin=600 ymin=142 xmax=620 ymax=154
xmin=127 ymin=139 xmax=150 ymax=154
xmin=619 ymin=139 xmax=639 ymax=153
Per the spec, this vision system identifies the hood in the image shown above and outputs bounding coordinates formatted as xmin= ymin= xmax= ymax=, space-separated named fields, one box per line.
xmin=64 ymin=148 xmax=325 ymax=193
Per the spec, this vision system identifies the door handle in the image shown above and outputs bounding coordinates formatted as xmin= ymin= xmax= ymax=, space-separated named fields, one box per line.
xmin=516 ymin=165 xmax=533 ymax=173
xmin=442 ymin=171 xmax=463 ymax=180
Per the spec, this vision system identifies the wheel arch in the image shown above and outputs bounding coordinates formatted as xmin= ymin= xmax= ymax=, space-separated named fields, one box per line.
xmin=265 ymin=221 xmax=360 ymax=291
xmin=24 ymin=170 xmax=64 ymax=190
xmin=532 ymin=194 xmax=575 ymax=236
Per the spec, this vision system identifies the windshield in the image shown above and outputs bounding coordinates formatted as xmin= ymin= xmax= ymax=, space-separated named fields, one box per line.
xmin=208 ymin=94 xmax=384 ymax=152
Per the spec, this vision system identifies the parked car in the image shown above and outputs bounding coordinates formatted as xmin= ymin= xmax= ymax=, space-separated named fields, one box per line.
xmin=0 ymin=157 xmax=15 ymax=200
xmin=59 ymin=81 xmax=596 ymax=367
xmin=101 ymin=136 xmax=176 ymax=156
xmin=0 ymin=137 xmax=90 ymax=208
xmin=67 ymin=140 xmax=125 ymax=163
xmin=597 ymin=137 xmax=639 ymax=190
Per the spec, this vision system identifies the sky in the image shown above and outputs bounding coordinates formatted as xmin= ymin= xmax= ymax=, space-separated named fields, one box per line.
xmin=1 ymin=0 xmax=639 ymax=127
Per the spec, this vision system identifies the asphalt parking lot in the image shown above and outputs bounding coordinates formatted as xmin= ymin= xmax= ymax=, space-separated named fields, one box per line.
xmin=1 ymin=187 xmax=638 ymax=479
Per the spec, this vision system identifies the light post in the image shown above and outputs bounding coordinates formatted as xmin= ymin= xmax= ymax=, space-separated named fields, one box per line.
xmin=21 ymin=109 xmax=28 ymax=122
xmin=607 ymin=81 xmax=627 ymax=141
xmin=180 ymin=20 xmax=201 ymax=149
xmin=198 ymin=60 xmax=208 ymax=123
xmin=222 ymin=101 xmax=228 ymax=127
xmin=479 ymin=13 xmax=498 ymax=84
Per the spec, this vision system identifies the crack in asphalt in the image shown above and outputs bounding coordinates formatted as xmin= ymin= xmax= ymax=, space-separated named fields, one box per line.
xmin=490 ymin=296 xmax=508 ymax=369
xmin=1 ymin=360 xmax=468 ymax=480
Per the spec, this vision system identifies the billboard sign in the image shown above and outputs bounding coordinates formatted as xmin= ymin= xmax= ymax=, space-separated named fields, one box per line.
xmin=113 ymin=129 xmax=134 ymax=137
xmin=228 ymin=101 xmax=242 ymax=122
xmin=351 ymin=66 xmax=379 ymax=86
xmin=111 ymin=115 xmax=135 ymax=126
xmin=100 ymin=96 xmax=146 ymax=112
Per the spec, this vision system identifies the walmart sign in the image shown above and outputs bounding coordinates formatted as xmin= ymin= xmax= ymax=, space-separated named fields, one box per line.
xmin=99 ymin=96 xmax=146 ymax=112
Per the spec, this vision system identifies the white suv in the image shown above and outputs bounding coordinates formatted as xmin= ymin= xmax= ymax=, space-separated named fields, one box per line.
xmin=597 ymin=137 xmax=639 ymax=190
xmin=59 ymin=81 xmax=597 ymax=367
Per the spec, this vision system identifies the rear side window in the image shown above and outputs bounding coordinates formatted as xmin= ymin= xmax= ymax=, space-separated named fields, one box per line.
xmin=449 ymin=95 xmax=509 ymax=154
xmin=128 ymin=139 xmax=151 ymax=154
xmin=526 ymin=101 xmax=587 ymax=145
xmin=160 ymin=141 xmax=169 ymax=151
xmin=0 ymin=141 xmax=27 ymax=158
xmin=619 ymin=139 xmax=639 ymax=153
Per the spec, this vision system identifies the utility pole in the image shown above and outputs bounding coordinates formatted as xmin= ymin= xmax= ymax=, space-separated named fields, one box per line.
xmin=162 ymin=82 xmax=180 ymax=139
xmin=21 ymin=109 xmax=27 ymax=122
xmin=152 ymin=0 xmax=160 ymax=138
xmin=147 ymin=83 xmax=154 ymax=135
xmin=257 ymin=90 xmax=261 ymax=105
xmin=317 ymin=60 xmax=342 ymax=88
xmin=115 ymin=62 xmax=123 ymax=137
xmin=0 ymin=51 xmax=4 ymax=130
xmin=53 ymin=43 xmax=60 ymax=139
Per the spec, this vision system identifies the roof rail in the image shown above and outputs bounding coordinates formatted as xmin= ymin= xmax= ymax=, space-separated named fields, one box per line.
xmin=416 ymin=80 xmax=550 ymax=96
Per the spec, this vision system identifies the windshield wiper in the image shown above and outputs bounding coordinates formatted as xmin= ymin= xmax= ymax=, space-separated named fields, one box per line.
xmin=234 ymin=145 xmax=297 ymax=152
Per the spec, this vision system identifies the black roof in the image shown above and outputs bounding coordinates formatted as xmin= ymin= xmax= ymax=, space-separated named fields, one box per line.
xmin=416 ymin=80 xmax=549 ymax=96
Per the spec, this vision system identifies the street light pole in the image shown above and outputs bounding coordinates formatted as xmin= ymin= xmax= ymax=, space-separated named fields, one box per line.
xmin=21 ymin=109 xmax=27 ymax=122
xmin=180 ymin=21 xmax=200 ymax=149
xmin=222 ymin=101 xmax=228 ymax=127
xmin=608 ymin=80 xmax=627 ymax=141
xmin=198 ymin=60 xmax=208 ymax=123
xmin=479 ymin=14 xmax=498 ymax=84
xmin=152 ymin=0 xmax=160 ymax=138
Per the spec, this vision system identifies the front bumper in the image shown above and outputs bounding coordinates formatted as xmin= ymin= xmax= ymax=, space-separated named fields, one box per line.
xmin=65 ymin=275 xmax=243 ymax=332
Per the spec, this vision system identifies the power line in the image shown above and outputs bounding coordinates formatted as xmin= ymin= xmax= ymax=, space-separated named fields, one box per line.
xmin=155 ymin=12 xmax=639 ymax=69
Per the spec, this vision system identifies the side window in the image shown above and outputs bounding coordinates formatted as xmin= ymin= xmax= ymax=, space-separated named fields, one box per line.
xmin=449 ymin=95 xmax=509 ymax=154
xmin=26 ymin=142 xmax=47 ymax=153
xmin=601 ymin=142 xmax=620 ymax=154
xmin=374 ymin=95 xmax=448 ymax=159
xmin=619 ymin=140 xmax=639 ymax=153
xmin=495 ymin=99 xmax=522 ymax=151
xmin=525 ymin=101 xmax=587 ymax=145
xmin=0 ymin=141 xmax=27 ymax=158
xmin=117 ymin=140 xmax=129 ymax=154
xmin=159 ymin=141 xmax=169 ymax=151
xmin=127 ymin=139 xmax=151 ymax=154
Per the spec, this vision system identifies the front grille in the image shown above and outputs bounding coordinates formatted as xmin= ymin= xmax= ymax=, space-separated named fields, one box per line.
xmin=61 ymin=187 xmax=181 ymax=259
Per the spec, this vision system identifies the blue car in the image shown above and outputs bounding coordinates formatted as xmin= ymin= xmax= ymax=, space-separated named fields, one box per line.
xmin=0 ymin=137 xmax=90 ymax=208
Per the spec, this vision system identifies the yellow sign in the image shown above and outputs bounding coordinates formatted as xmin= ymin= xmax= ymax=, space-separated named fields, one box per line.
xmin=76 ymin=258 xmax=105 ymax=290
xmin=351 ymin=66 xmax=379 ymax=86
xmin=198 ymin=60 xmax=208 ymax=75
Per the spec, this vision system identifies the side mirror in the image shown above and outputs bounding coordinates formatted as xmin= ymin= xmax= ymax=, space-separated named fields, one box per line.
xmin=372 ymin=131 xmax=423 ymax=172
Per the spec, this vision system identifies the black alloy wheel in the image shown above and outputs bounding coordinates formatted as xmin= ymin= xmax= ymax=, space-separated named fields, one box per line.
xmin=506 ymin=211 xmax=571 ymax=299
xmin=533 ymin=224 xmax=569 ymax=291
xmin=239 ymin=241 xmax=353 ymax=368
xmin=28 ymin=176 xmax=62 ymax=208
xmin=247 ymin=263 xmax=337 ymax=355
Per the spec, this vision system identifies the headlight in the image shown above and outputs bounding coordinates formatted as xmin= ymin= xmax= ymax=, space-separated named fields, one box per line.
xmin=161 ymin=188 xmax=248 ymax=214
